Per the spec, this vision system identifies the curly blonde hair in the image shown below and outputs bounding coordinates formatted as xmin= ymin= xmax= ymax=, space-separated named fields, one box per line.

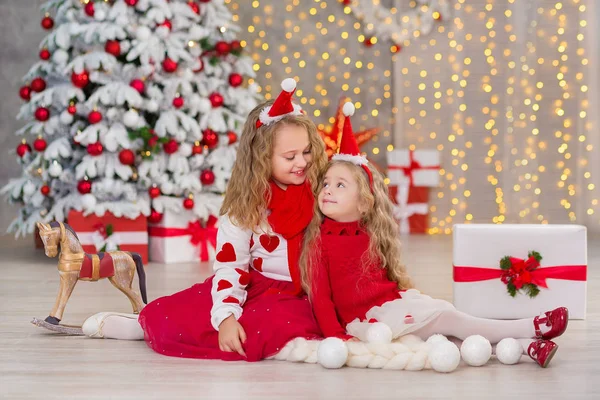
xmin=220 ymin=99 xmax=327 ymax=229
xmin=300 ymin=160 xmax=413 ymax=297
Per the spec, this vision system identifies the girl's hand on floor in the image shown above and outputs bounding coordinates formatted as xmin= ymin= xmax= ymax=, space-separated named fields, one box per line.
xmin=218 ymin=314 xmax=247 ymax=357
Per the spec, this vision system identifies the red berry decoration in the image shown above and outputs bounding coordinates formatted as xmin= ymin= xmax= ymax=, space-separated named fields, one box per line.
xmin=87 ymin=142 xmax=103 ymax=156
xmin=148 ymin=209 xmax=163 ymax=223
xmin=40 ymin=185 xmax=51 ymax=196
xmin=33 ymin=137 xmax=47 ymax=152
xmin=183 ymin=197 xmax=194 ymax=210
xmin=200 ymin=169 xmax=215 ymax=185
xmin=188 ymin=1 xmax=200 ymax=14
xmin=227 ymin=131 xmax=238 ymax=145
xmin=19 ymin=86 xmax=31 ymax=101
xmin=202 ymin=129 xmax=218 ymax=149
xmin=35 ymin=107 xmax=50 ymax=122
xmin=125 ymin=0 xmax=138 ymax=6
xmin=162 ymin=57 xmax=178 ymax=73
xmin=159 ymin=19 xmax=172 ymax=30
xmin=39 ymin=48 xmax=51 ymax=60
xmin=163 ymin=139 xmax=179 ymax=154
xmin=16 ymin=142 xmax=32 ymax=158
xmin=148 ymin=186 xmax=161 ymax=199
xmin=77 ymin=180 xmax=92 ymax=194
xmin=88 ymin=110 xmax=102 ymax=124
xmin=105 ymin=40 xmax=121 ymax=57
xmin=130 ymin=79 xmax=145 ymax=94
xmin=67 ymin=104 xmax=77 ymax=114
xmin=119 ymin=149 xmax=135 ymax=165
xmin=84 ymin=2 xmax=95 ymax=17
xmin=173 ymin=96 xmax=184 ymax=108
xmin=228 ymin=73 xmax=243 ymax=87
xmin=214 ymin=41 xmax=230 ymax=56
xmin=41 ymin=15 xmax=54 ymax=30
xmin=192 ymin=141 xmax=203 ymax=155
xmin=71 ymin=70 xmax=90 ymax=88
xmin=31 ymin=77 xmax=47 ymax=93
xmin=209 ymin=92 xmax=224 ymax=107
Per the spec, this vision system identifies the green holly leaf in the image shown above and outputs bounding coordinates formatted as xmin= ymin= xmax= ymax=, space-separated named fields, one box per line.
xmin=199 ymin=38 xmax=210 ymax=49
xmin=500 ymin=256 xmax=512 ymax=270
xmin=105 ymin=224 xmax=114 ymax=237
xmin=528 ymin=250 xmax=542 ymax=263
xmin=210 ymin=56 xmax=219 ymax=66
xmin=506 ymin=282 xmax=517 ymax=297
xmin=524 ymin=283 xmax=540 ymax=298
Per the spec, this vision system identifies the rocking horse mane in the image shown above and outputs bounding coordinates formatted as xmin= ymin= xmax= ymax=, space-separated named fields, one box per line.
xmin=49 ymin=221 xmax=79 ymax=241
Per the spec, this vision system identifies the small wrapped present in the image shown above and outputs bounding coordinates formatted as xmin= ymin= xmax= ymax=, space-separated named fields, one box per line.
xmin=67 ymin=210 xmax=148 ymax=263
xmin=453 ymin=224 xmax=587 ymax=319
xmin=388 ymin=185 xmax=429 ymax=234
xmin=148 ymin=210 xmax=218 ymax=264
xmin=387 ymin=149 xmax=440 ymax=187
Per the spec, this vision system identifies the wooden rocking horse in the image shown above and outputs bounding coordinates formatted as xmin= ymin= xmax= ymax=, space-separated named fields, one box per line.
xmin=31 ymin=221 xmax=147 ymax=335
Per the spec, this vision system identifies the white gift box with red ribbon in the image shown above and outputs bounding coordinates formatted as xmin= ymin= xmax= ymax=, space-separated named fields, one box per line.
xmin=390 ymin=184 xmax=428 ymax=235
xmin=453 ymin=224 xmax=587 ymax=319
xmin=148 ymin=210 xmax=218 ymax=264
xmin=387 ymin=149 xmax=440 ymax=187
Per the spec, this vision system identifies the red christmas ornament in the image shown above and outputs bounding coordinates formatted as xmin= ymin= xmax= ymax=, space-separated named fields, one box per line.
xmin=34 ymin=137 xmax=47 ymax=152
xmin=342 ymin=0 xmax=352 ymax=5
xmin=192 ymin=141 xmax=203 ymax=155
xmin=193 ymin=57 xmax=204 ymax=73
xmin=39 ymin=48 xmax=51 ymax=60
xmin=162 ymin=57 xmax=178 ymax=73
xmin=215 ymin=41 xmax=230 ymax=56
xmin=40 ymin=185 xmax=51 ymax=196
xmin=119 ymin=149 xmax=135 ymax=165
xmin=228 ymin=73 xmax=243 ymax=87
xmin=148 ymin=209 xmax=163 ymax=223
xmin=88 ymin=110 xmax=102 ymax=124
xmin=364 ymin=37 xmax=375 ymax=47
xmin=67 ymin=104 xmax=77 ymax=114
xmin=188 ymin=1 xmax=200 ymax=14
xmin=16 ymin=142 xmax=32 ymax=158
xmin=41 ymin=15 xmax=54 ymax=30
xmin=159 ymin=19 xmax=172 ymax=30
xmin=105 ymin=40 xmax=121 ymax=57
xmin=202 ymin=129 xmax=218 ymax=149
xmin=77 ymin=180 xmax=92 ymax=194
xmin=209 ymin=92 xmax=224 ymax=108
xmin=19 ymin=86 xmax=31 ymax=101
xmin=183 ymin=197 xmax=194 ymax=210
xmin=84 ymin=2 xmax=95 ymax=17
xmin=391 ymin=44 xmax=402 ymax=54
xmin=148 ymin=186 xmax=161 ymax=199
xmin=163 ymin=139 xmax=179 ymax=154
xmin=125 ymin=0 xmax=138 ymax=6
xmin=71 ymin=70 xmax=90 ymax=88
xmin=130 ymin=79 xmax=145 ymax=94
xmin=87 ymin=142 xmax=104 ymax=156
xmin=200 ymin=169 xmax=215 ymax=185
xmin=230 ymin=40 xmax=241 ymax=52
xmin=35 ymin=107 xmax=50 ymax=122
xmin=227 ymin=131 xmax=238 ymax=145
xmin=172 ymin=96 xmax=184 ymax=108
xmin=31 ymin=77 xmax=46 ymax=92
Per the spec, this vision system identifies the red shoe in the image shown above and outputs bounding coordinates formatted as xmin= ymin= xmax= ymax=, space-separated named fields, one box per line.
xmin=528 ymin=340 xmax=558 ymax=368
xmin=533 ymin=307 xmax=569 ymax=339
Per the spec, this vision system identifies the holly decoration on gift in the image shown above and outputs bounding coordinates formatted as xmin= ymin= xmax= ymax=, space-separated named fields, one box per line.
xmin=500 ymin=251 xmax=543 ymax=298
xmin=94 ymin=223 xmax=121 ymax=252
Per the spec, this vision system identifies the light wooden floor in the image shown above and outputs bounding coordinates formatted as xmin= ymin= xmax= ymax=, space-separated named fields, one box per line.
xmin=1 ymin=234 xmax=599 ymax=399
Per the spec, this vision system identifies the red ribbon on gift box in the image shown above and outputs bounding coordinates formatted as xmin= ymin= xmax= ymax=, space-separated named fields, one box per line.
xmin=388 ymin=150 xmax=440 ymax=186
xmin=148 ymin=216 xmax=218 ymax=262
xmin=453 ymin=264 xmax=587 ymax=287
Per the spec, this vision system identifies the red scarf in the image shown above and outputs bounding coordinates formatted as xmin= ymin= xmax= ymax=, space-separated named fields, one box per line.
xmin=267 ymin=180 xmax=314 ymax=296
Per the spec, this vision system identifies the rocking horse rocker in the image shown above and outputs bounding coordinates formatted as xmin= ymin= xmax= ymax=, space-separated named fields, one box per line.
xmin=31 ymin=221 xmax=147 ymax=335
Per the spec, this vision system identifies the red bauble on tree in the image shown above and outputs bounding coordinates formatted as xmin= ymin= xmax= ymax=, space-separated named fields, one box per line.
xmin=31 ymin=77 xmax=46 ymax=92
xmin=183 ymin=197 xmax=194 ymax=210
xmin=230 ymin=40 xmax=241 ymax=53
xmin=16 ymin=141 xmax=32 ymax=158
xmin=173 ymin=96 xmax=184 ymax=108
xmin=227 ymin=131 xmax=238 ymax=145
xmin=228 ymin=73 xmax=243 ymax=87
xmin=209 ymin=92 xmax=224 ymax=108
xmin=67 ymin=104 xmax=77 ymax=114
xmin=35 ymin=107 xmax=50 ymax=122
xmin=202 ymin=129 xmax=218 ymax=149
xmin=148 ymin=186 xmax=161 ymax=199
xmin=39 ymin=48 xmax=51 ymax=60
xmin=125 ymin=0 xmax=138 ymax=6
xmin=200 ymin=169 xmax=215 ymax=185
xmin=41 ymin=15 xmax=54 ymax=30
xmin=158 ymin=19 xmax=172 ymax=30
xmin=88 ymin=110 xmax=102 ymax=124
xmin=188 ymin=1 xmax=200 ymax=14
xmin=163 ymin=139 xmax=179 ymax=154
xmin=84 ymin=2 xmax=95 ymax=17
xmin=364 ymin=37 xmax=375 ymax=47
xmin=148 ymin=209 xmax=163 ymax=223
xmin=33 ymin=137 xmax=47 ymax=152
xmin=162 ymin=57 xmax=178 ymax=73
xmin=40 ymin=185 xmax=51 ymax=196
xmin=19 ymin=86 xmax=31 ymax=101
xmin=71 ymin=70 xmax=90 ymax=88
xmin=105 ymin=40 xmax=121 ymax=57
xmin=215 ymin=41 xmax=230 ymax=56
xmin=119 ymin=149 xmax=135 ymax=165
xmin=130 ymin=79 xmax=145 ymax=94
xmin=192 ymin=141 xmax=203 ymax=155
xmin=87 ymin=142 xmax=104 ymax=156
xmin=77 ymin=179 xmax=92 ymax=194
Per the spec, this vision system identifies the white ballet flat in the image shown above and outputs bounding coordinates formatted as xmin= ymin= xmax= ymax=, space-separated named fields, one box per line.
xmin=82 ymin=312 xmax=138 ymax=339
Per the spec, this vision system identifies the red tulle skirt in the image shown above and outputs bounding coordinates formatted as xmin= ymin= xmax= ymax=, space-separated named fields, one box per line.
xmin=138 ymin=270 xmax=322 ymax=361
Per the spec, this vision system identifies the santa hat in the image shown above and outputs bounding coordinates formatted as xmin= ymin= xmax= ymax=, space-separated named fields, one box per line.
xmin=256 ymin=78 xmax=303 ymax=128
xmin=332 ymin=102 xmax=374 ymax=192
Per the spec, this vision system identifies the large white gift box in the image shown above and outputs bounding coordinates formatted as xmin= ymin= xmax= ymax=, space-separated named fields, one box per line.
xmin=148 ymin=210 xmax=218 ymax=264
xmin=453 ymin=224 xmax=587 ymax=319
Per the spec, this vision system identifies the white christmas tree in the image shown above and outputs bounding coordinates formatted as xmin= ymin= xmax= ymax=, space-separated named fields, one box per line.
xmin=2 ymin=0 xmax=259 ymax=237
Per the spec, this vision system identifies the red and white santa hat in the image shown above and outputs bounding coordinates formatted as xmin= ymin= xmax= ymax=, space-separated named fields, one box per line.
xmin=256 ymin=78 xmax=303 ymax=128
xmin=332 ymin=102 xmax=374 ymax=192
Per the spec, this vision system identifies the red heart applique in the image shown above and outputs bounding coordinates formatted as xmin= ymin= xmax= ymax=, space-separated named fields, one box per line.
xmin=217 ymin=280 xmax=233 ymax=292
xmin=216 ymin=242 xmax=236 ymax=262
xmin=222 ymin=296 xmax=240 ymax=304
xmin=236 ymin=268 xmax=250 ymax=286
xmin=252 ymin=257 xmax=263 ymax=272
xmin=259 ymin=234 xmax=280 ymax=253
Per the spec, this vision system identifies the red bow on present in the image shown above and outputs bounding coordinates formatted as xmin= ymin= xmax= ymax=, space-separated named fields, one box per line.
xmin=388 ymin=150 xmax=440 ymax=186
xmin=148 ymin=216 xmax=218 ymax=261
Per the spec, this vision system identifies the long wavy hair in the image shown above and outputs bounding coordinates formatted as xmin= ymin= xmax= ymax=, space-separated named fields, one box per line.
xmin=300 ymin=160 xmax=413 ymax=297
xmin=220 ymin=99 xmax=327 ymax=229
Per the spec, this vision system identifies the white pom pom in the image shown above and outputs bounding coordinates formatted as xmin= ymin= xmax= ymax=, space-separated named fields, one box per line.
xmin=365 ymin=322 xmax=393 ymax=344
xmin=429 ymin=341 xmax=460 ymax=373
xmin=123 ymin=109 xmax=139 ymax=127
xmin=198 ymin=98 xmax=212 ymax=113
xmin=136 ymin=26 xmax=152 ymax=41
xmin=342 ymin=102 xmax=355 ymax=117
xmin=81 ymin=194 xmax=97 ymax=210
xmin=460 ymin=335 xmax=492 ymax=367
xmin=281 ymin=78 xmax=297 ymax=92
xmin=426 ymin=334 xmax=449 ymax=347
xmin=94 ymin=9 xmax=106 ymax=21
xmin=23 ymin=181 xmax=36 ymax=197
xmin=52 ymin=49 xmax=69 ymax=65
xmin=178 ymin=142 xmax=192 ymax=157
xmin=48 ymin=162 xmax=63 ymax=178
xmin=317 ymin=338 xmax=348 ymax=369
xmin=161 ymin=181 xmax=174 ymax=195
xmin=496 ymin=338 xmax=522 ymax=365
xmin=146 ymin=100 xmax=159 ymax=113
xmin=60 ymin=110 xmax=74 ymax=125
